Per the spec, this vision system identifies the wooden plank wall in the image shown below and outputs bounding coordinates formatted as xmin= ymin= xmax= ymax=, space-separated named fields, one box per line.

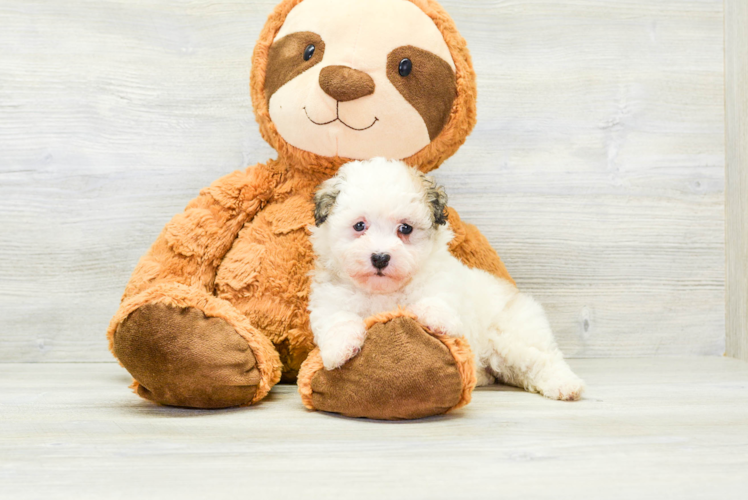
xmin=0 ymin=0 xmax=725 ymax=362
xmin=726 ymin=0 xmax=748 ymax=362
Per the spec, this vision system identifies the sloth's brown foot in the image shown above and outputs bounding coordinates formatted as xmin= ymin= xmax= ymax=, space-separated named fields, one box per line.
xmin=298 ymin=315 xmax=476 ymax=420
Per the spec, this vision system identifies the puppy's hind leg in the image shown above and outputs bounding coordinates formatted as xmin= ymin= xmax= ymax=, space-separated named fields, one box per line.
xmin=475 ymin=367 xmax=495 ymax=387
xmin=486 ymin=293 xmax=585 ymax=401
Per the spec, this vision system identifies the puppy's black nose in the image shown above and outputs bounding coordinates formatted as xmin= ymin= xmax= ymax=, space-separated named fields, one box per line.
xmin=371 ymin=253 xmax=390 ymax=270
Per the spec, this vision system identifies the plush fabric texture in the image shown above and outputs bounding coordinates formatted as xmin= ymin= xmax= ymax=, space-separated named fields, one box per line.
xmin=108 ymin=282 xmax=283 ymax=406
xmin=265 ymin=31 xmax=326 ymax=102
xmin=299 ymin=316 xmax=464 ymax=420
xmin=264 ymin=0 xmax=454 ymax=160
xmin=363 ymin=309 xmax=477 ymax=413
xmin=251 ymin=0 xmax=478 ymax=173
xmin=298 ymin=309 xmax=477 ymax=417
xmin=115 ymin=303 xmax=261 ymax=408
xmin=446 ymin=208 xmax=516 ymax=285
xmin=387 ymin=45 xmax=456 ymax=140
xmin=319 ymin=65 xmax=376 ymax=102
xmin=108 ymin=0 xmax=513 ymax=417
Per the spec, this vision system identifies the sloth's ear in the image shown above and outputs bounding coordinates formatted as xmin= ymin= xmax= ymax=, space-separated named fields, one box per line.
xmin=313 ymin=178 xmax=340 ymax=226
xmin=420 ymin=174 xmax=449 ymax=226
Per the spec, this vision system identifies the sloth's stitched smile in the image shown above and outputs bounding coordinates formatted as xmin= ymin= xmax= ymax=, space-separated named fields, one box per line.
xmin=303 ymin=102 xmax=378 ymax=131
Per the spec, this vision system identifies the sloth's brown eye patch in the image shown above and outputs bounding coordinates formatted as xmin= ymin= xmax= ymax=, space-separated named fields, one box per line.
xmin=265 ymin=31 xmax=325 ymax=103
xmin=387 ymin=46 xmax=456 ymax=141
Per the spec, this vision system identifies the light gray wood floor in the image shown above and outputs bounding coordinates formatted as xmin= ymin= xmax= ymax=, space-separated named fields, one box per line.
xmin=2 ymin=358 xmax=747 ymax=499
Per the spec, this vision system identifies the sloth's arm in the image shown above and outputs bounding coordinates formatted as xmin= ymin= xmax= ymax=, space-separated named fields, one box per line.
xmin=121 ymin=162 xmax=281 ymax=301
xmin=445 ymin=207 xmax=516 ymax=287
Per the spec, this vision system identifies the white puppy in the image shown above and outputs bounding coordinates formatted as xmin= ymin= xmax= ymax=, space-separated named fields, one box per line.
xmin=308 ymin=158 xmax=585 ymax=401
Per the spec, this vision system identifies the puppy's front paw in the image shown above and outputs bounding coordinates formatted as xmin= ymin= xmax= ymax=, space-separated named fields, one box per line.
xmin=409 ymin=299 xmax=463 ymax=337
xmin=318 ymin=321 xmax=367 ymax=370
xmin=320 ymin=343 xmax=362 ymax=370
xmin=535 ymin=365 xmax=586 ymax=401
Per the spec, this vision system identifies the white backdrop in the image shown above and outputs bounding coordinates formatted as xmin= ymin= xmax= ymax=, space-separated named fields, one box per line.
xmin=0 ymin=0 xmax=725 ymax=362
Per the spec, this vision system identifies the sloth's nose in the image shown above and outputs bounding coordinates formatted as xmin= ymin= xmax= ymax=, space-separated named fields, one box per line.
xmin=371 ymin=253 xmax=390 ymax=270
xmin=319 ymin=65 xmax=375 ymax=102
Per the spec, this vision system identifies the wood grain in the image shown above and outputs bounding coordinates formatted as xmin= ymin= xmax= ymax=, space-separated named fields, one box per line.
xmin=725 ymin=0 xmax=748 ymax=362
xmin=1 ymin=359 xmax=747 ymax=499
xmin=0 ymin=0 xmax=725 ymax=361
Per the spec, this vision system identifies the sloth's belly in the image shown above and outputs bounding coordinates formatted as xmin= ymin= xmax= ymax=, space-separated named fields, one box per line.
xmin=214 ymin=195 xmax=316 ymax=379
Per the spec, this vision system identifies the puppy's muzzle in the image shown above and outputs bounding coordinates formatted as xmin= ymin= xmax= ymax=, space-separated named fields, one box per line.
xmin=371 ymin=253 xmax=390 ymax=270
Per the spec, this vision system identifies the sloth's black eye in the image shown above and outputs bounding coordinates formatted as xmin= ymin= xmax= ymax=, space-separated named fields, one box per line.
xmin=353 ymin=221 xmax=366 ymax=232
xmin=398 ymin=223 xmax=413 ymax=235
xmin=303 ymin=44 xmax=316 ymax=61
xmin=398 ymin=58 xmax=412 ymax=77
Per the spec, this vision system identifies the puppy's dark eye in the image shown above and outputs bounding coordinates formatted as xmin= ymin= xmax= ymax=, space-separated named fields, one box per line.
xmin=353 ymin=221 xmax=366 ymax=232
xmin=398 ymin=223 xmax=413 ymax=235
xmin=303 ymin=44 xmax=316 ymax=61
xmin=398 ymin=58 xmax=412 ymax=77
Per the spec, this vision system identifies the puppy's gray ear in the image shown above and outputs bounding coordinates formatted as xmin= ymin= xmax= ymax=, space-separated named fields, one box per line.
xmin=313 ymin=179 xmax=340 ymax=226
xmin=421 ymin=175 xmax=449 ymax=226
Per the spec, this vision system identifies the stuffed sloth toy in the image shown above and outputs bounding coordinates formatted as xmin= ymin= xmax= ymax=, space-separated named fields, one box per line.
xmin=108 ymin=0 xmax=516 ymax=420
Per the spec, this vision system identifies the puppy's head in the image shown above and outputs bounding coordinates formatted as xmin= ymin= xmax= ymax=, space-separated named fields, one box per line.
xmin=311 ymin=158 xmax=451 ymax=294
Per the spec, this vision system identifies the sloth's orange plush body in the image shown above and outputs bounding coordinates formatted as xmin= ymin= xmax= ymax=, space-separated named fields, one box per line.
xmin=107 ymin=0 xmax=514 ymax=420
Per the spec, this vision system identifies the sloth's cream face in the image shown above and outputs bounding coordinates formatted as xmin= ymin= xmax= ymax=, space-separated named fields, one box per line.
xmin=265 ymin=0 xmax=457 ymax=160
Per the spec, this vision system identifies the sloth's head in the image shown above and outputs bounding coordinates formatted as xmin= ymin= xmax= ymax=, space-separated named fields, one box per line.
xmin=250 ymin=0 xmax=477 ymax=173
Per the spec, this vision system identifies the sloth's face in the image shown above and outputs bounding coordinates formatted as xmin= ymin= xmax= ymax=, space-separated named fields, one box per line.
xmin=265 ymin=0 xmax=457 ymax=160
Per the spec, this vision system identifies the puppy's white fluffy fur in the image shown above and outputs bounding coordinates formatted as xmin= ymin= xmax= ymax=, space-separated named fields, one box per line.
xmin=308 ymin=158 xmax=585 ymax=401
